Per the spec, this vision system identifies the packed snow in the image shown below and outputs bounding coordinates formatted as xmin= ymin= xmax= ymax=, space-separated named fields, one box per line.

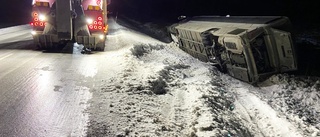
xmin=85 ymin=21 xmax=320 ymax=137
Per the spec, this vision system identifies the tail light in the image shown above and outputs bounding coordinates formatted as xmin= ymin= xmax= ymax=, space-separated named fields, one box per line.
xmin=86 ymin=16 xmax=104 ymax=31
xmin=31 ymin=12 xmax=47 ymax=28
xmin=31 ymin=1 xmax=50 ymax=29
xmin=89 ymin=25 xmax=93 ymax=29
xmin=33 ymin=12 xmax=38 ymax=17
xmin=85 ymin=5 xmax=104 ymax=32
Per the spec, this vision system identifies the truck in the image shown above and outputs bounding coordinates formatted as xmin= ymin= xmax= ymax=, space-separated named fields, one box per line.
xmin=30 ymin=0 xmax=110 ymax=51
xmin=169 ymin=16 xmax=297 ymax=83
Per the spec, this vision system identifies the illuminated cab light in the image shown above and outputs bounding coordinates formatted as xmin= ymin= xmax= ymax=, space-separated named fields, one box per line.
xmin=89 ymin=25 xmax=93 ymax=29
xmin=98 ymin=16 xmax=102 ymax=21
xmin=30 ymin=22 xmax=34 ymax=26
xmin=35 ymin=22 xmax=39 ymax=26
xmin=98 ymin=26 xmax=102 ymax=30
xmin=40 ymin=22 xmax=44 ymax=26
xmin=88 ymin=5 xmax=93 ymax=10
xmin=98 ymin=21 xmax=102 ymax=25
xmin=94 ymin=26 xmax=97 ymax=29
xmin=94 ymin=21 xmax=97 ymax=25
xmin=36 ymin=2 xmax=41 ymax=6
xmin=43 ymin=2 xmax=49 ymax=7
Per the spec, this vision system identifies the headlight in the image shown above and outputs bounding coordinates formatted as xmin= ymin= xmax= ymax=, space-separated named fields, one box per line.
xmin=86 ymin=18 xmax=93 ymax=24
xmin=39 ymin=14 xmax=46 ymax=21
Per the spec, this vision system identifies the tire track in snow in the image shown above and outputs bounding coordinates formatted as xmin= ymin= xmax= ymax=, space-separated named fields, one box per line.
xmin=229 ymin=85 xmax=303 ymax=136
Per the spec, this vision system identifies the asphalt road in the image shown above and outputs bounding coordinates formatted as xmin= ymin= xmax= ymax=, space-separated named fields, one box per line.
xmin=0 ymin=22 xmax=120 ymax=137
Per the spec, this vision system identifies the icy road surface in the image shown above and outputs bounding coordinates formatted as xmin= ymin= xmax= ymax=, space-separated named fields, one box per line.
xmin=0 ymin=19 xmax=319 ymax=137
xmin=0 ymin=25 xmax=94 ymax=136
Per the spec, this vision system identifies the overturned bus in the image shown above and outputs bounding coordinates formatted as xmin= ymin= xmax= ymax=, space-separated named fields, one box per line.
xmin=169 ymin=16 xmax=297 ymax=83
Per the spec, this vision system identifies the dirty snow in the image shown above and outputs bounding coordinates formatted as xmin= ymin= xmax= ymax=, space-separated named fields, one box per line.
xmin=85 ymin=20 xmax=320 ymax=137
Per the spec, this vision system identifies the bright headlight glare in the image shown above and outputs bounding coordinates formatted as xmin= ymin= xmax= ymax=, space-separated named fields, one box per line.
xmin=99 ymin=35 xmax=104 ymax=40
xmin=39 ymin=14 xmax=46 ymax=21
xmin=86 ymin=18 xmax=93 ymax=24
xmin=31 ymin=31 xmax=37 ymax=35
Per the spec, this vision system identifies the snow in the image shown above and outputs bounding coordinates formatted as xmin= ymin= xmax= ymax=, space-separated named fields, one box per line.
xmin=258 ymin=75 xmax=320 ymax=136
xmin=86 ymin=21 xmax=320 ymax=137
xmin=1 ymin=21 xmax=319 ymax=137
xmin=0 ymin=25 xmax=32 ymax=44
xmin=233 ymin=87 xmax=301 ymax=137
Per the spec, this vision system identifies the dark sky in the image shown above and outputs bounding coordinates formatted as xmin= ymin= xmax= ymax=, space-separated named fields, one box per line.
xmin=0 ymin=0 xmax=319 ymax=26
xmin=1 ymin=0 xmax=32 ymax=26
xmin=110 ymin=0 xmax=319 ymax=24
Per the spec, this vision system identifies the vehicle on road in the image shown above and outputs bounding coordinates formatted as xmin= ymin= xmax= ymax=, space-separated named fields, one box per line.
xmin=169 ymin=16 xmax=297 ymax=83
xmin=30 ymin=0 xmax=110 ymax=51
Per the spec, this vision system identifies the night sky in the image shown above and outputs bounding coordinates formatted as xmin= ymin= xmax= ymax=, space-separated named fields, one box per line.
xmin=0 ymin=0 xmax=319 ymax=27
xmin=1 ymin=0 xmax=32 ymax=27
xmin=110 ymin=0 xmax=319 ymax=24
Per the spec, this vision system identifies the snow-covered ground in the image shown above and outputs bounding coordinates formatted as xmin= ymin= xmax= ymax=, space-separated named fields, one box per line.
xmin=0 ymin=20 xmax=318 ymax=137
xmin=85 ymin=21 xmax=320 ymax=136
xmin=0 ymin=25 xmax=32 ymax=44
